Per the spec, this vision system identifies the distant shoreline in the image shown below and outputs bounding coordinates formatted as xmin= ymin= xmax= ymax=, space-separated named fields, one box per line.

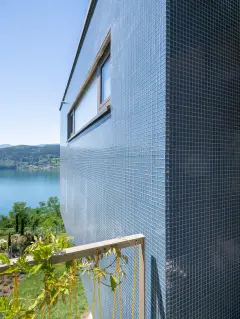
xmin=0 ymin=144 xmax=60 ymax=171
xmin=0 ymin=166 xmax=59 ymax=171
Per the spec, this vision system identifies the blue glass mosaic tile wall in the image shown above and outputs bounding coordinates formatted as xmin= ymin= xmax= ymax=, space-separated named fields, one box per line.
xmin=167 ymin=1 xmax=240 ymax=318
xmin=60 ymin=0 xmax=166 ymax=318
xmin=61 ymin=0 xmax=240 ymax=318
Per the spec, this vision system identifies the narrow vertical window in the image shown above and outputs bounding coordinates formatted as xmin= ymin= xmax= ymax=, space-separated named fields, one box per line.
xmin=101 ymin=56 xmax=111 ymax=103
xmin=68 ymin=110 xmax=74 ymax=138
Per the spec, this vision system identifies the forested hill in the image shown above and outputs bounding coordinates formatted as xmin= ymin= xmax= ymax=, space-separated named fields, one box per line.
xmin=0 ymin=144 xmax=60 ymax=169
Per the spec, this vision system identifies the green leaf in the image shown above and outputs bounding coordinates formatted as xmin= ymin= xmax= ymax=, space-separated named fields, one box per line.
xmin=0 ymin=253 xmax=10 ymax=265
xmin=28 ymin=298 xmax=39 ymax=311
xmin=29 ymin=263 xmax=42 ymax=275
xmin=110 ymin=275 xmax=117 ymax=291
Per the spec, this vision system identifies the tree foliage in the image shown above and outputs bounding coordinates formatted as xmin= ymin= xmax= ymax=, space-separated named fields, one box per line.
xmin=0 ymin=197 xmax=64 ymax=236
xmin=9 ymin=202 xmax=28 ymax=234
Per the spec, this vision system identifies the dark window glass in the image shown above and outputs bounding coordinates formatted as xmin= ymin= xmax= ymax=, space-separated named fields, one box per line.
xmin=68 ymin=111 xmax=74 ymax=138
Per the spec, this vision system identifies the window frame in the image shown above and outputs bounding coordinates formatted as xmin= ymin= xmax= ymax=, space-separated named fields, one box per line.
xmin=67 ymin=31 xmax=111 ymax=141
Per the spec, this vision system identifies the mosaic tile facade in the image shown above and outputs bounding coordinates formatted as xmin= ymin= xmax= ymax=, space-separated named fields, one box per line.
xmin=60 ymin=0 xmax=240 ymax=318
xmin=167 ymin=1 xmax=240 ymax=318
xmin=60 ymin=0 xmax=166 ymax=318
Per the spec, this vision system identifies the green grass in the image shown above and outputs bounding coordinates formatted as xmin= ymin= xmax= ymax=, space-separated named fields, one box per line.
xmin=16 ymin=263 xmax=89 ymax=318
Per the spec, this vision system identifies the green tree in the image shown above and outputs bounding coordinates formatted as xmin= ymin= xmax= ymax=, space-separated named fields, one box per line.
xmin=8 ymin=232 xmax=11 ymax=249
xmin=0 ymin=215 xmax=14 ymax=229
xmin=20 ymin=218 xmax=25 ymax=235
xmin=0 ymin=197 xmax=64 ymax=237
xmin=47 ymin=196 xmax=61 ymax=217
xmin=36 ymin=197 xmax=64 ymax=233
xmin=16 ymin=214 xmax=19 ymax=233
xmin=9 ymin=202 xmax=28 ymax=234
xmin=28 ymin=208 xmax=40 ymax=232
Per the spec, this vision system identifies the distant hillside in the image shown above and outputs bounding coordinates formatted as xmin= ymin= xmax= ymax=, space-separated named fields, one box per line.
xmin=0 ymin=144 xmax=11 ymax=148
xmin=0 ymin=144 xmax=60 ymax=170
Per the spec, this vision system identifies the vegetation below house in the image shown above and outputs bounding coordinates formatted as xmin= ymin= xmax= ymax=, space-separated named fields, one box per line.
xmin=0 ymin=231 xmax=128 ymax=318
xmin=1 ymin=263 xmax=89 ymax=317
xmin=0 ymin=144 xmax=60 ymax=170
xmin=0 ymin=196 xmax=64 ymax=254
xmin=0 ymin=209 xmax=89 ymax=317
xmin=0 ymin=197 xmax=131 ymax=318
xmin=19 ymin=263 xmax=88 ymax=318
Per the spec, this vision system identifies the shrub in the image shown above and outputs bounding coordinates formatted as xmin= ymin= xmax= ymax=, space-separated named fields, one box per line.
xmin=0 ymin=239 xmax=7 ymax=251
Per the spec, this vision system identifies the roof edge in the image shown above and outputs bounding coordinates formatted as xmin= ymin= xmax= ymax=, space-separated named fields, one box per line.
xmin=59 ymin=0 xmax=97 ymax=111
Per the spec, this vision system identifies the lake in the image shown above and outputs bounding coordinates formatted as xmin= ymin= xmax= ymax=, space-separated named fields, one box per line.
xmin=0 ymin=169 xmax=60 ymax=215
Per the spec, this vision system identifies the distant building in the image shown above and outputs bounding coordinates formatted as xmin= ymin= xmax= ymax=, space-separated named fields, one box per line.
xmin=60 ymin=1 xmax=240 ymax=318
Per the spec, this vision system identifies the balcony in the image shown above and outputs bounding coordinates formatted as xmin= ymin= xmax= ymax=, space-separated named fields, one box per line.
xmin=0 ymin=233 xmax=145 ymax=318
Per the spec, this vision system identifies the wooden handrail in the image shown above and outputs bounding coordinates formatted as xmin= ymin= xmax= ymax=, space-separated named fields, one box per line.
xmin=0 ymin=233 xmax=145 ymax=318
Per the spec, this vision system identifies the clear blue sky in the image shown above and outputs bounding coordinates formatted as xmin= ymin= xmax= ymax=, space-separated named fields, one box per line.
xmin=0 ymin=0 xmax=89 ymax=145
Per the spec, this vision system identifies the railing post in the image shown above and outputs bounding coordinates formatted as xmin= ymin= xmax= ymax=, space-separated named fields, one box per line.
xmin=139 ymin=238 xmax=145 ymax=319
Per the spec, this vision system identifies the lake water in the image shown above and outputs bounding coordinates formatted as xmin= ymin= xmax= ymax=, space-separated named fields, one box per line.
xmin=0 ymin=169 xmax=60 ymax=215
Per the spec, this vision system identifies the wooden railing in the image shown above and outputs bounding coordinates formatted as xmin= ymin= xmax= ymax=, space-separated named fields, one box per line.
xmin=0 ymin=234 xmax=145 ymax=319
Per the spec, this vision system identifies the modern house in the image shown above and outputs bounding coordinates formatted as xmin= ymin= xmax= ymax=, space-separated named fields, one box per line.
xmin=60 ymin=0 xmax=240 ymax=318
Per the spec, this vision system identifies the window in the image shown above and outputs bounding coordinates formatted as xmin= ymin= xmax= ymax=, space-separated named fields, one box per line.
xmin=101 ymin=56 xmax=111 ymax=104
xmin=67 ymin=33 xmax=111 ymax=140
xmin=75 ymin=76 xmax=98 ymax=133
xmin=68 ymin=111 xmax=74 ymax=138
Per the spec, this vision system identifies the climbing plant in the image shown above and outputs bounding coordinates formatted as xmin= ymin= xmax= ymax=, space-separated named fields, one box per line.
xmin=0 ymin=232 xmax=138 ymax=319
